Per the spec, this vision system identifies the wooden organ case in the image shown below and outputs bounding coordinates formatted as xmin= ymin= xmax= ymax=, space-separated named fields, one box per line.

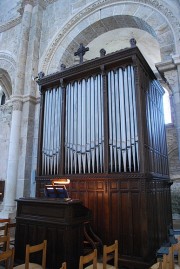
xmin=36 ymin=45 xmax=172 ymax=269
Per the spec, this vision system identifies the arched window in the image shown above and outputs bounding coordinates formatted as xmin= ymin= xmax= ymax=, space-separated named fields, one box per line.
xmin=0 ymin=86 xmax=6 ymax=105
xmin=163 ymin=88 xmax=172 ymax=124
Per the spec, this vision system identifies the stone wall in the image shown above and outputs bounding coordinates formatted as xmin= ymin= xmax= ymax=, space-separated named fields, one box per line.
xmin=166 ymin=124 xmax=180 ymax=218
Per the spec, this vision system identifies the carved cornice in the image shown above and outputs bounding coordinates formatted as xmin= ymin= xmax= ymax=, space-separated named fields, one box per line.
xmin=23 ymin=94 xmax=40 ymax=104
xmin=0 ymin=16 xmax=22 ymax=33
xmin=19 ymin=0 xmax=47 ymax=13
xmin=41 ymin=0 xmax=180 ymax=74
xmin=156 ymin=54 xmax=180 ymax=73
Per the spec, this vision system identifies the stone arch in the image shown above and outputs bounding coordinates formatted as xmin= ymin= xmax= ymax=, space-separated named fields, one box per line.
xmin=168 ymin=147 xmax=180 ymax=177
xmin=0 ymin=52 xmax=16 ymax=96
xmin=40 ymin=0 xmax=179 ymax=74
xmin=0 ymin=68 xmax=12 ymax=99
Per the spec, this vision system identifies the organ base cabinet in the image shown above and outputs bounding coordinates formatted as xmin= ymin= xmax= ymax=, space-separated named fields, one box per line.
xmin=15 ymin=198 xmax=91 ymax=269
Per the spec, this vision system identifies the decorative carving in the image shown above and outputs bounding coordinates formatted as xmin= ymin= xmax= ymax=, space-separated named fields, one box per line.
xmin=12 ymin=100 xmax=23 ymax=111
xmin=100 ymin=49 xmax=106 ymax=57
xmin=130 ymin=38 xmax=137 ymax=48
xmin=60 ymin=64 xmax=66 ymax=71
xmin=0 ymin=16 xmax=22 ymax=33
xmin=164 ymin=70 xmax=178 ymax=89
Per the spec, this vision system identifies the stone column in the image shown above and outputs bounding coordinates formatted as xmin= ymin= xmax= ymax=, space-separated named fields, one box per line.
xmin=2 ymin=98 xmax=23 ymax=217
xmin=1 ymin=2 xmax=33 ymax=218
xmin=18 ymin=1 xmax=44 ymax=198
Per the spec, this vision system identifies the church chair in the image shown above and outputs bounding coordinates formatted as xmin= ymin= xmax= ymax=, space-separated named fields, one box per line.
xmin=0 ymin=247 xmax=15 ymax=269
xmin=101 ymin=240 xmax=118 ymax=269
xmin=6 ymin=222 xmax=16 ymax=247
xmin=172 ymin=242 xmax=180 ymax=269
xmin=0 ymin=224 xmax=8 ymax=237
xmin=149 ymin=261 xmax=162 ymax=269
xmin=161 ymin=243 xmax=180 ymax=269
xmin=81 ymin=240 xmax=118 ymax=269
xmin=13 ymin=240 xmax=47 ymax=269
xmin=0 ymin=234 xmax=10 ymax=252
xmin=79 ymin=249 xmax=97 ymax=269
xmin=83 ymin=221 xmax=103 ymax=257
xmin=60 ymin=262 xmax=67 ymax=269
xmin=0 ymin=218 xmax=10 ymax=224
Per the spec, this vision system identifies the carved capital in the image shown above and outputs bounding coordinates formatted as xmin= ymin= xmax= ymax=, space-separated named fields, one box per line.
xmin=18 ymin=0 xmax=46 ymax=14
xmin=172 ymin=54 xmax=180 ymax=66
xmin=11 ymin=96 xmax=23 ymax=111
xmin=164 ymin=70 xmax=178 ymax=89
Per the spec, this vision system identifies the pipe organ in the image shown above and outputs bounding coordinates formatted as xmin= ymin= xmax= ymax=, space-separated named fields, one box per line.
xmin=36 ymin=46 xmax=172 ymax=269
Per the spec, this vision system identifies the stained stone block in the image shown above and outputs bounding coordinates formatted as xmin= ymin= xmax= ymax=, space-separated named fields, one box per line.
xmin=158 ymin=31 xmax=174 ymax=46
xmin=146 ymin=12 xmax=166 ymax=30
xmin=88 ymin=11 xmax=100 ymax=25
xmin=113 ymin=4 xmax=125 ymax=16
xmin=135 ymin=5 xmax=154 ymax=21
xmin=100 ymin=6 xmax=114 ymax=19
xmin=100 ymin=17 xmax=119 ymax=31
xmin=160 ymin=44 xmax=175 ymax=61
xmin=121 ymin=3 xmax=139 ymax=16
xmin=75 ymin=33 xmax=88 ymax=47
xmin=72 ymin=0 xmax=86 ymax=12
xmin=76 ymin=18 xmax=91 ymax=33
xmin=156 ymin=23 xmax=171 ymax=35
xmin=89 ymin=20 xmax=107 ymax=35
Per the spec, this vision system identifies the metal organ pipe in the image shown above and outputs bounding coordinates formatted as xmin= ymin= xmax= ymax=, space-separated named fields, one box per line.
xmin=42 ymin=87 xmax=62 ymax=175
xmin=65 ymin=74 xmax=104 ymax=174
xmin=107 ymin=66 xmax=139 ymax=173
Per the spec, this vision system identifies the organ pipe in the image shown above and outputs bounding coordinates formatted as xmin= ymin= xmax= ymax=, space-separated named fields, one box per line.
xmin=65 ymin=74 xmax=104 ymax=174
xmin=107 ymin=66 xmax=139 ymax=173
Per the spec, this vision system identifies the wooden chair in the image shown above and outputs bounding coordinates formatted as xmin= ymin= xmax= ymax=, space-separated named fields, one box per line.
xmin=0 ymin=224 xmax=8 ymax=237
xmin=0 ymin=247 xmax=15 ymax=269
xmin=60 ymin=262 xmax=67 ymax=269
xmin=0 ymin=234 xmax=10 ymax=252
xmin=0 ymin=218 xmax=10 ymax=224
xmin=0 ymin=219 xmax=10 ymax=237
xmin=6 ymin=222 xmax=16 ymax=247
xmin=79 ymin=249 xmax=98 ymax=269
xmin=102 ymin=240 xmax=118 ymax=269
xmin=13 ymin=240 xmax=47 ymax=269
xmin=172 ymin=242 xmax=180 ymax=269
xmin=160 ymin=244 xmax=180 ymax=269
xmin=149 ymin=261 xmax=163 ymax=269
xmin=82 ymin=240 xmax=118 ymax=269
